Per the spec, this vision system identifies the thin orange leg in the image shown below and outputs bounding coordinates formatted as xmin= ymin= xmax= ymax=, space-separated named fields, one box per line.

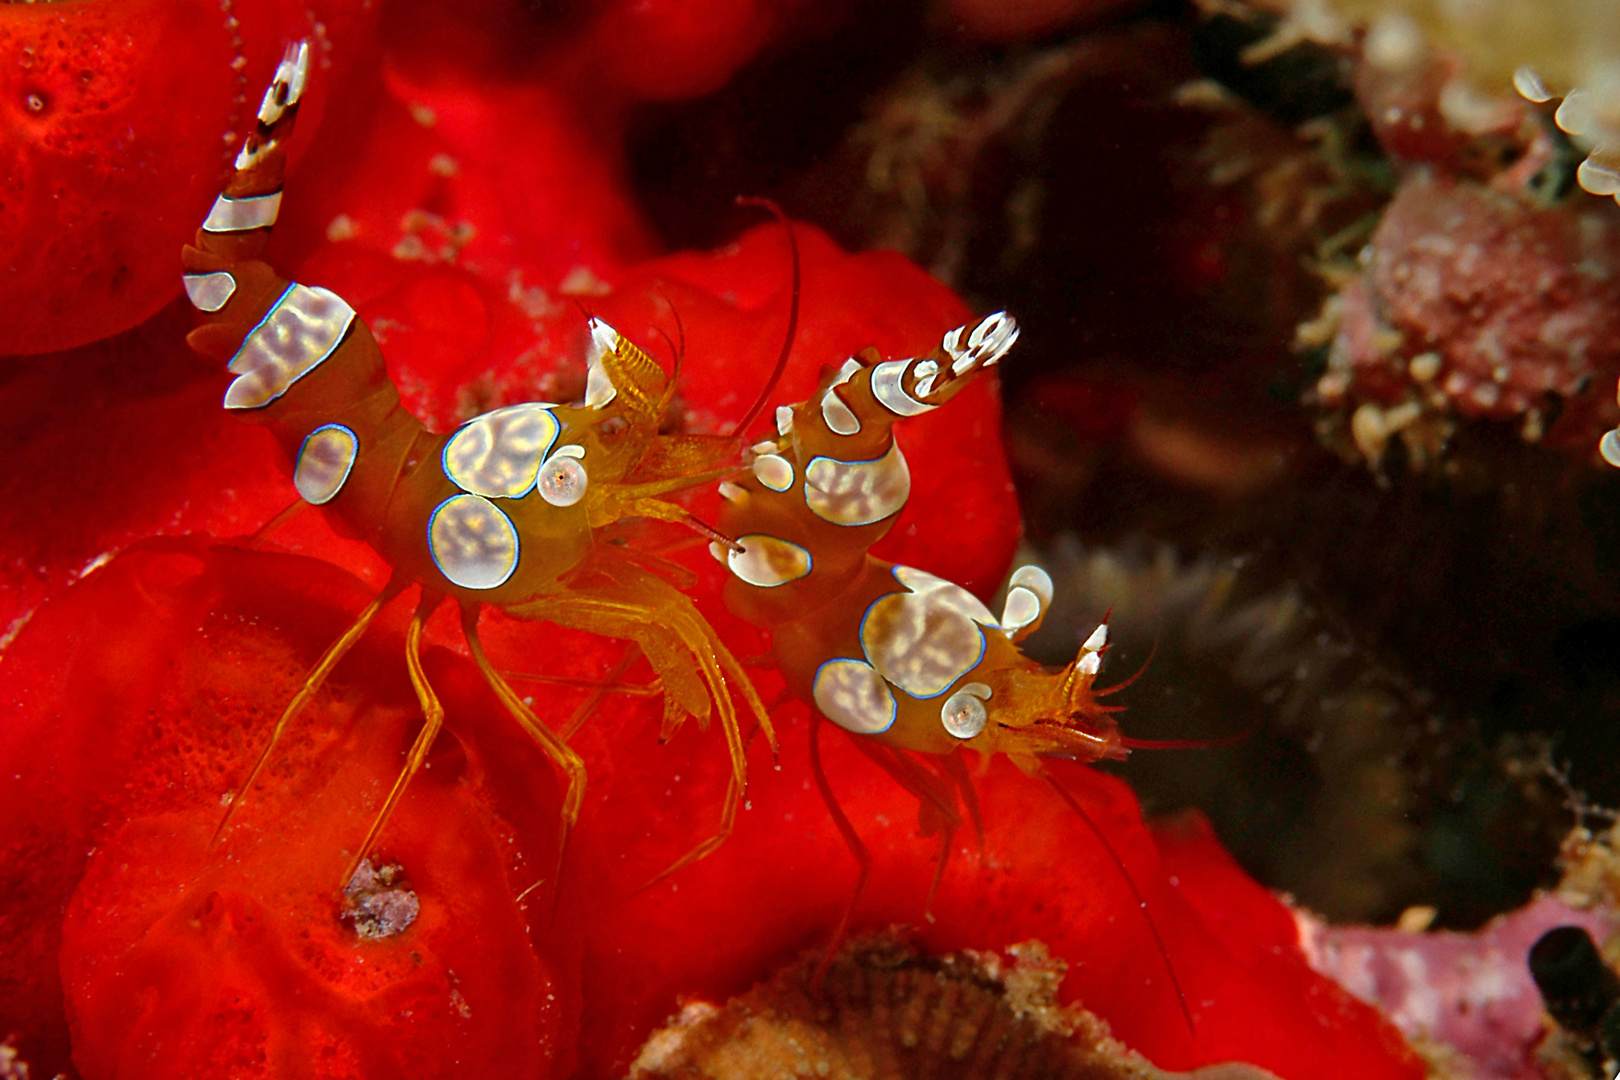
xmin=461 ymin=602 xmax=588 ymax=890
xmin=640 ymin=773 xmax=741 ymax=892
xmin=808 ymin=714 xmax=871 ymax=986
xmin=512 ymin=572 xmax=776 ymax=880
xmin=844 ymin=737 xmax=961 ymax=918
xmin=245 ymin=498 xmax=308 ymax=549
xmin=213 ymin=574 xmax=404 ymax=846
xmin=501 ymin=670 xmax=657 ymax=701
xmin=640 ymin=681 xmax=789 ymax=887
xmin=341 ymin=590 xmax=445 ymax=889
xmin=937 ymin=751 xmax=986 ymax=862
xmin=560 ymin=644 xmax=647 ymax=740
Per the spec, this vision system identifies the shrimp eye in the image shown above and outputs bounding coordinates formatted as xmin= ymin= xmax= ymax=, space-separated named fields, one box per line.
xmin=538 ymin=455 xmax=587 ymax=507
xmin=940 ymin=683 xmax=991 ymax=739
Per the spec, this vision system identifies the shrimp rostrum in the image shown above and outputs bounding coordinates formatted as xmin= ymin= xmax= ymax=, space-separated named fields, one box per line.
xmin=181 ymin=43 xmax=773 ymax=884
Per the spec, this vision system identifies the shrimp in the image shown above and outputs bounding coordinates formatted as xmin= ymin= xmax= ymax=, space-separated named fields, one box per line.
xmin=712 ymin=312 xmax=1116 ymax=763
xmin=181 ymin=42 xmax=785 ymax=887
xmin=710 ymin=314 xmax=1195 ymax=1027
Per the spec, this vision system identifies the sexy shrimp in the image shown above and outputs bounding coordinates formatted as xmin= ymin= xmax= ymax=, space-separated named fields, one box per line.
xmin=713 ymin=313 xmax=1117 ymax=763
xmin=181 ymin=43 xmax=784 ymax=885
xmin=711 ymin=315 xmax=1195 ymax=1026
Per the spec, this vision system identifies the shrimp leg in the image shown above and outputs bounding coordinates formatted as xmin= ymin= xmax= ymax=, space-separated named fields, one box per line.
xmin=461 ymin=603 xmax=588 ymax=881
xmin=808 ymin=714 xmax=872 ymax=985
xmin=843 ymin=736 xmax=961 ymax=917
xmin=936 ymin=750 xmax=986 ymax=860
xmin=560 ymin=645 xmax=648 ymax=739
xmin=499 ymin=669 xmax=659 ymax=698
xmin=640 ymin=772 xmax=743 ymax=890
xmin=214 ymin=573 xmax=404 ymax=844
xmin=513 ymin=572 xmax=775 ymax=880
xmin=341 ymin=591 xmax=446 ymax=889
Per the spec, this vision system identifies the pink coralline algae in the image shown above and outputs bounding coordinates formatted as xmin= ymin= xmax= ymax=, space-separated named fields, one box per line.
xmin=1299 ymin=895 xmax=1616 ymax=1079
xmin=1313 ymin=171 xmax=1620 ymax=457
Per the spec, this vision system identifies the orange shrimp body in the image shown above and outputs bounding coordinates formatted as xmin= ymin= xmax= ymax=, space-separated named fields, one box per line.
xmin=714 ymin=317 xmax=1125 ymax=766
xmin=712 ymin=319 xmax=1196 ymax=1025
xmin=180 ymin=44 xmax=772 ymax=883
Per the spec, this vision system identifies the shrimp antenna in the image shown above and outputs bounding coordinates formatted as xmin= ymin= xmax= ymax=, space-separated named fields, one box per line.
xmin=1088 ymin=626 xmax=1256 ymax=747
xmin=1122 ymin=729 xmax=1256 ymax=751
xmin=644 ymin=288 xmax=687 ymax=383
xmin=1093 ymin=624 xmax=1158 ymax=698
xmin=728 ymin=196 xmax=800 ymax=437
xmin=664 ymin=293 xmax=687 ymax=385
xmin=677 ymin=512 xmax=743 ymax=553
xmin=1043 ymin=770 xmax=1197 ymax=1038
xmin=652 ymin=324 xmax=680 ymax=372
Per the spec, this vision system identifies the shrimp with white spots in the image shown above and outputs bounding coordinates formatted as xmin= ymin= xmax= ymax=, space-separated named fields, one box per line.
xmin=712 ymin=315 xmax=1195 ymax=1026
xmin=181 ymin=43 xmax=788 ymax=886
xmin=715 ymin=313 xmax=1119 ymax=768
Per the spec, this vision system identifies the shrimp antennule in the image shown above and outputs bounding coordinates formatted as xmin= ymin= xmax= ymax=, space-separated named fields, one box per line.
xmin=729 ymin=196 xmax=801 ymax=438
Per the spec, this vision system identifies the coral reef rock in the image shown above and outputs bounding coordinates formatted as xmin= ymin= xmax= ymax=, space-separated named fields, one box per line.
xmin=630 ymin=934 xmax=1282 ymax=1080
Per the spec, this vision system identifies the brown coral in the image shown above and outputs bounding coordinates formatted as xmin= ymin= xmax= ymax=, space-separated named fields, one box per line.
xmin=1313 ymin=170 xmax=1620 ymax=461
xmin=630 ymin=934 xmax=1281 ymax=1080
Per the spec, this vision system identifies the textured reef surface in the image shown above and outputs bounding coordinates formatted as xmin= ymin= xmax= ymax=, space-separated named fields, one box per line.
xmin=4 ymin=1 xmax=1620 ymax=1078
